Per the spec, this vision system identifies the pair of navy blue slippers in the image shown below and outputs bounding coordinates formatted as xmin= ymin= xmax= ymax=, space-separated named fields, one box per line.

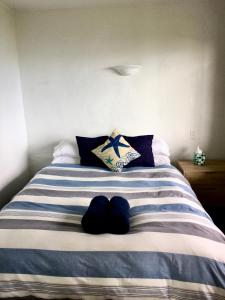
xmin=81 ymin=196 xmax=130 ymax=234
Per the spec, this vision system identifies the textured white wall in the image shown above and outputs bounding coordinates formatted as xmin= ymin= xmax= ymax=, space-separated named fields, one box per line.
xmin=15 ymin=0 xmax=225 ymax=172
xmin=0 ymin=1 xmax=28 ymax=205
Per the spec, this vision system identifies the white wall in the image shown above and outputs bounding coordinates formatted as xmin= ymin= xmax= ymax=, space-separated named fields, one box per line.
xmin=15 ymin=0 xmax=225 ymax=172
xmin=0 ymin=1 xmax=28 ymax=205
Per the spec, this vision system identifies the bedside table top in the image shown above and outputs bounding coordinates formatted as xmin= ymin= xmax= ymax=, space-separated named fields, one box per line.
xmin=177 ymin=160 xmax=225 ymax=173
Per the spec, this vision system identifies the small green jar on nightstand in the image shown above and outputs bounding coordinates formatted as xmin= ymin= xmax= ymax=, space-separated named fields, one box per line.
xmin=193 ymin=146 xmax=206 ymax=166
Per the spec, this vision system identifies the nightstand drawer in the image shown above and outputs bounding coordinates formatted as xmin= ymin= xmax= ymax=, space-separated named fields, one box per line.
xmin=193 ymin=186 xmax=225 ymax=206
xmin=185 ymin=172 xmax=225 ymax=185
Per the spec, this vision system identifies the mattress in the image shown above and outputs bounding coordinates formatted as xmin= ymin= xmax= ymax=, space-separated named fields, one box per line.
xmin=0 ymin=164 xmax=224 ymax=299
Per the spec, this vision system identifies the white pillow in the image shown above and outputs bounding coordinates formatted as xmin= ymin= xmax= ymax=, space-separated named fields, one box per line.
xmin=53 ymin=141 xmax=78 ymax=158
xmin=52 ymin=156 xmax=80 ymax=164
xmin=153 ymin=154 xmax=171 ymax=166
xmin=152 ymin=136 xmax=170 ymax=157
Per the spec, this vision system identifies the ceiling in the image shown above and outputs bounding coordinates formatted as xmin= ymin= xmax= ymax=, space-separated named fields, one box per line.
xmin=3 ymin=0 xmax=148 ymax=11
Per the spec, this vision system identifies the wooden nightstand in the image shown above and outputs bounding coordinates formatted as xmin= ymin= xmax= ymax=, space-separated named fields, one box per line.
xmin=177 ymin=160 xmax=225 ymax=232
xmin=177 ymin=160 xmax=225 ymax=206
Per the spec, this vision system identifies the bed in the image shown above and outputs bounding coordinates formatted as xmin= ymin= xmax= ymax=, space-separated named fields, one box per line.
xmin=0 ymin=163 xmax=224 ymax=299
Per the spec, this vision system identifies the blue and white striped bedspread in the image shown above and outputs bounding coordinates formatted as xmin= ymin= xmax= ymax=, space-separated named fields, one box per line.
xmin=0 ymin=164 xmax=225 ymax=299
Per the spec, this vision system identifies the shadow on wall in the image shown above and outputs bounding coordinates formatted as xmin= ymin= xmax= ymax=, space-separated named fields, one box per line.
xmin=0 ymin=168 xmax=30 ymax=209
xmin=28 ymin=142 xmax=58 ymax=176
xmin=0 ymin=142 xmax=56 ymax=207
xmin=204 ymin=1 xmax=225 ymax=158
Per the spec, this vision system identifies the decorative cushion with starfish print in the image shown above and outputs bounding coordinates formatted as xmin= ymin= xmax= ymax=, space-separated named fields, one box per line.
xmin=92 ymin=129 xmax=141 ymax=172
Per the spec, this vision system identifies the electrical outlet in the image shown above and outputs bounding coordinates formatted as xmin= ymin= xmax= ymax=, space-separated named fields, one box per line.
xmin=190 ymin=130 xmax=197 ymax=140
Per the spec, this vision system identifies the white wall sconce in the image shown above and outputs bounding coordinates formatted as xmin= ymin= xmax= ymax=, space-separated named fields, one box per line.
xmin=111 ymin=65 xmax=141 ymax=76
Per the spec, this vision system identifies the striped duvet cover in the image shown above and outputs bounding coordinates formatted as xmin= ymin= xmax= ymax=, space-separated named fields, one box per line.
xmin=0 ymin=163 xmax=224 ymax=300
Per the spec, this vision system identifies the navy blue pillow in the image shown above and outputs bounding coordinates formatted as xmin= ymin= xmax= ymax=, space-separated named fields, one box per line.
xmin=123 ymin=135 xmax=155 ymax=168
xmin=76 ymin=136 xmax=108 ymax=168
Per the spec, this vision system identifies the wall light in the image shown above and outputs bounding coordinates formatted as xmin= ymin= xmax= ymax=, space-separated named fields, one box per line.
xmin=111 ymin=65 xmax=141 ymax=76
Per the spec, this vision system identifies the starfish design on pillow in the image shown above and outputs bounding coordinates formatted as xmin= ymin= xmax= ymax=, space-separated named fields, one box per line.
xmin=105 ymin=156 xmax=113 ymax=165
xmin=101 ymin=135 xmax=129 ymax=158
xmin=92 ymin=130 xmax=141 ymax=172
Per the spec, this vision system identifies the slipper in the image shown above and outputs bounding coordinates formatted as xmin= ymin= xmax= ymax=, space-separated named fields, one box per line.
xmin=108 ymin=196 xmax=130 ymax=234
xmin=81 ymin=196 xmax=109 ymax=234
